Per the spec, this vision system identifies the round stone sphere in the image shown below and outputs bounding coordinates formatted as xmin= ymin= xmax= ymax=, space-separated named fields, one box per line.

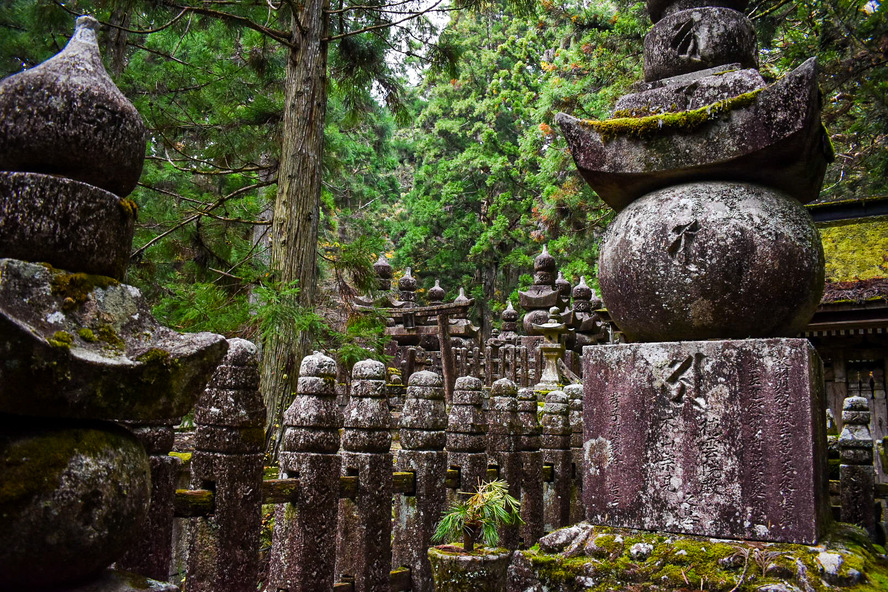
xmin=0 ymin=419 xmax=150 ymax=588
xmin=598 ymin=182 xmax=824 ymax=342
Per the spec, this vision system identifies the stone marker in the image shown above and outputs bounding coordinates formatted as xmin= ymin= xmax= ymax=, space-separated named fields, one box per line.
xmin=582 ymin=339 xmax=829 ymax=543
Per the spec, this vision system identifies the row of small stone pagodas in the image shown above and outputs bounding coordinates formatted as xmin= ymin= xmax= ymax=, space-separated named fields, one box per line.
xmin=358 ymin=246 xmax=614 ymax=355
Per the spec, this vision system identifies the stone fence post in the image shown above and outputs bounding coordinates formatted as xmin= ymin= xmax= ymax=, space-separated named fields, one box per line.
xmin=488 ymin=378 xmax=521 ymax=549
xmin=393 ymin=370 xmax=448 ymax=592
xmin=517 ymin=387 xmax=544 ymax=547
xmin=187 ymin=338 xmax=265 ymax=592
xmin=116 ymin=418 xmax=179 ymax=580
xmin=447 ymin=376 xmax=489 ymax=500
xmin=336 ymin=360 xmax=393 ymax=592
xmin=541 ymin=390 xmax=572 ymax=532
xmin=839 ymin=395 xmax=876 ymax=538
xmin=565 ymin=383 xmax=585 ymax=524
xmin=268 ymin=352 xmax=341 ymax=591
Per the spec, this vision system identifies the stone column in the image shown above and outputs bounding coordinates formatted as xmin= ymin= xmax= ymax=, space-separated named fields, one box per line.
xmin=336 ymin=360 xmax=393 ymax=592
xmin=487 ymin=378 xmax=521 ymax=549
xmin=565 ymin=383 xmax=585 ymax=524
xmin=116 ymin=418 xmax=179 ymax=580
xmin=541 ymin=390 xmax=572 ymax=532
xmin=447 ymin=376 xmax=489 ymax=504
xmin=393 ymin=371 xmax=448 ymax=592
xmin=517 ymin=387 xmax=544 ymax=547
xmin=840 ymin=395 xmax=876 ymax=538
xmin=268 ymin=351 xmax=341 ymax=591
xmin=187 ymin=339 xmax=266 ymax=592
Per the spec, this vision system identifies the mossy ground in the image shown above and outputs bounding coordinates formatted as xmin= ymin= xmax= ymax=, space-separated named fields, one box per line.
xmin=521 ymin=523 xmax=888 ymax=591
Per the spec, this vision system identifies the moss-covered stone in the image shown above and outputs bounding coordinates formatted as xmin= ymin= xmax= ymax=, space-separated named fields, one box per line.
xmin=581 ymin=88 xmax=763 ymax=143
xmin=47 ymin=266 xmax=119 ymax=310
xmin=118 ymin=198 xmax=139 ymax=219
xmin=511 ymin=524 xmax=888 ymax=592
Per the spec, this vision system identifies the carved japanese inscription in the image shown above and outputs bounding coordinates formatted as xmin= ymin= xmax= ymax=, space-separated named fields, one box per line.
xmin=582 ymin=339 xmax=828 ymax=544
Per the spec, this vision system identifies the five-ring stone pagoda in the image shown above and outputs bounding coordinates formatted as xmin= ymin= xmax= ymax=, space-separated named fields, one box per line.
xmin=557 ymin=0 xmax=834 ymax=543
xmin=0 ymin=17 xmax=227 ymax=590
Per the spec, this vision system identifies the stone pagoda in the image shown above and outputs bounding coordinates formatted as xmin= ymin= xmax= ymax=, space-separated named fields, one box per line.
xmin=0 ymin=17 xmax=227 ymax=589
xmin=558 ymin=0 xmax=832 ymax=543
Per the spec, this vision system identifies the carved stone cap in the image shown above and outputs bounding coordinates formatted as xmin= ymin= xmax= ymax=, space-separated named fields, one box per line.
xmin=373 ymin=254 xmax=393 ymax=279
xmin=300 ymin=350 xmax=337 ymax=379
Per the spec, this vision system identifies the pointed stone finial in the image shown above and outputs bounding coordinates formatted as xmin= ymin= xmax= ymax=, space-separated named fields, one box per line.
xmin=373 ymin=254 xmax=392 ymax=278
xmin=534 ymin=245 xmax=556 ymax=273
xmin=398 ymin=267 xmax=417 ymax=291
xmin=555 ymin=271 xmax=571 ymax=299
xmin=428 ymin=279 xmax=445 ymax=304
xmin=454 ymin=287 xmax=471 ymax=305
xmin=0 ymin=15 xmax=146 ymax=196
xmin=502 ymin=301 xmax=519 ymax=323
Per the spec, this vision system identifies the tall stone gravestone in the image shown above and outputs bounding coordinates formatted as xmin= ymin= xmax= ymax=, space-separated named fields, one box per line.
xmin=557 ymin=0 xmax=833 ymax=543
xmin=0 ymin=17 xmax=227 ymax=589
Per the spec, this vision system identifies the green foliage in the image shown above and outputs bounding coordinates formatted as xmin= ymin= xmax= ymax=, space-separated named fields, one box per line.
xmin=433 ymin=479 xmax=522 ymax=552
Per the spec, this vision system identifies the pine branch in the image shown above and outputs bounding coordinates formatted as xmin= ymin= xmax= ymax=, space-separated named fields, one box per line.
xmin=324 ymin=0 xmax=446 ymax=42
xmin=162 ymin=1 xmax=295 ymax=47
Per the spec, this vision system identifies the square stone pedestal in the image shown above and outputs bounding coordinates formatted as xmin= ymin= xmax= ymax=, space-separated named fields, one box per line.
xmin=582 ymin=338 xmax=829 ymax=543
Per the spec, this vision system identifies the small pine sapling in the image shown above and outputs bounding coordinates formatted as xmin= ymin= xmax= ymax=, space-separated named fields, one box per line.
xmin=432 ymin=479 xmax=522 ymax=553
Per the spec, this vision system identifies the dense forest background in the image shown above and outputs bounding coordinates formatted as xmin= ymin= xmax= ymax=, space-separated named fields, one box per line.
xmin=1 ymin=0 xmax=886 ymax=445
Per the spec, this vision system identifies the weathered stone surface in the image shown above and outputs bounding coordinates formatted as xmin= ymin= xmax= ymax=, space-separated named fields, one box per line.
xmin=0 ymin=172 xmax=135 ymax=279
xmin=0 ymin=17 xmax=145 ymax=197
xmin=598 ymin=182 xmax=824 ymax=341
xmin=428 ymin=547 xmax=512 ymax=592
xmin=0 ymin=418 xmax=150 ymax=588
xmin=644 ymin=8 xmax=756 ymax=82
xmin=647 ymin=0 xmax=748 ymax=23
xmin=582 ymin=339 xmax=829 ymax=543
xmin=614 ymin=67 xmax=765 ymax=117
xmin=0 ymin=259 xmax=228 ymax=420
xmin=556 ymin=59 xmax=832 ymax=211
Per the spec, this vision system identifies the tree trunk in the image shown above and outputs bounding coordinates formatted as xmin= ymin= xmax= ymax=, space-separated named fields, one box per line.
xmin=260 ymin=4 xmax=329 ymax=459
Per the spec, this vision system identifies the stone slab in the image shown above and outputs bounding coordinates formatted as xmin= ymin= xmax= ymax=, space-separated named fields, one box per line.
xmin=582 ymin=338 xmax=829 ymax=543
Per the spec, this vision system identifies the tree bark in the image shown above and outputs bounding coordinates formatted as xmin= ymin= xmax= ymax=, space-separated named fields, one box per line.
xmin=260 ymin=3 xmax=330 ymax=459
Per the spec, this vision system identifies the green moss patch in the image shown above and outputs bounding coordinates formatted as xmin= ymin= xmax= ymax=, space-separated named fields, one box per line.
xmin=48 ymin=330 xmax=74 ymax=349
xmin=818 ymin=216 xmax=888 ymax=283
xmin=47 ymin=267 xmax=119 ymax=310
xmin=580 ymin=88 xmax=763 ymax=143
xmin=521 ymin=523 xmax=888 ymax=591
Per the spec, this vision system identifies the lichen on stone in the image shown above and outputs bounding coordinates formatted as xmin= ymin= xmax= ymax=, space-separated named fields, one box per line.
xmin=817 ymin=216 xmax=888 ymax=284
xmin=77 ymin=328 xmax=98 ymax=343
xmin=118 ymin=198 xmax=139 ymax=219
xmin=581 ymin=87 xmax=764 ymax=143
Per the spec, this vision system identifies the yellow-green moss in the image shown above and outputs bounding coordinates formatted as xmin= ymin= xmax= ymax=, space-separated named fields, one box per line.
xmin=118 ymin=198 xmax=139 ymax=219
xmin=77 ymin=328 xmax=98 ymax=343
xmin=48 ymin=268 xmax=119 ymax=310
xmin=48 ymin=330 xmax=74 ymax=349
xmin=818 ymin=216 xmax=888 ymax=283
xmin=581 ymin=88 xmax=764 ymax=143
xmin=169 ymin=451 xmax=192 ymax=463
xmin=96 ymin=324 xmax=125 ymax=350
xmin=522 ymin=523 xmax=888 ymax=592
